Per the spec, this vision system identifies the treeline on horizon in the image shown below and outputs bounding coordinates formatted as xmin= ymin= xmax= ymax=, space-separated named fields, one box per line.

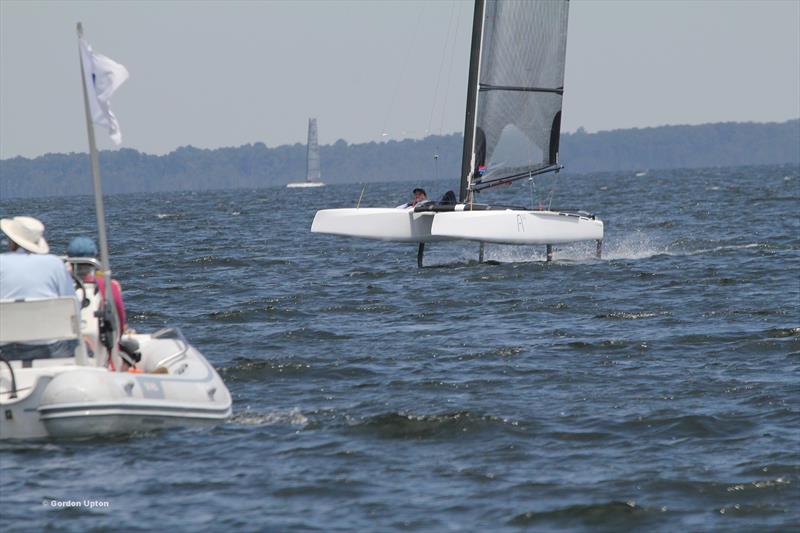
xmin=1 ymin=119 xmax=798 ymax=198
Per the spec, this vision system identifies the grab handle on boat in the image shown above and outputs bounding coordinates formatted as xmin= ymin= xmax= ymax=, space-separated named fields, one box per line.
xmin=152 ymin=328 xmax=189 ymax=369
xmin=0 ymin=353 xmax=18 ymax=399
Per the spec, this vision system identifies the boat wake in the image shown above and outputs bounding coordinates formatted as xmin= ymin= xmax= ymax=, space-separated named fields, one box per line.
xmin=472 ymin=235 xmax=766 ymax=264
xmin=231 ymin=407 xmax=309 ymax=427
xmin=463 ymin=232 xmax=664 ymax=264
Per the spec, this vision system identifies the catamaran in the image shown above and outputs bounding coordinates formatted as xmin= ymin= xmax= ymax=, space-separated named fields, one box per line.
xmin=287 ymin=118 xmax=325 ymax=188
xmin=311 ymin=0 xmax=603 ymax=266
xmin=0 ymin=24 xmax=231 ymax=440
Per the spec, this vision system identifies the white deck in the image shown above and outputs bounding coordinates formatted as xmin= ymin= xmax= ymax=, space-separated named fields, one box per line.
xmin=312 ymin=207 xmax=602 ymax=245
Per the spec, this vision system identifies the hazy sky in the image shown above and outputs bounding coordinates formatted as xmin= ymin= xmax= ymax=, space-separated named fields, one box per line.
xmin=1 ymin=0 xmax=798 ymax=159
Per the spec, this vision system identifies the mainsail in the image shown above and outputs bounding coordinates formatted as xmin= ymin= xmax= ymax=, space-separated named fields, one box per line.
xmin=306 ymin=118 xmax=321 ymax=182
xmin=461 ymin=0 xmax=570 ymax=199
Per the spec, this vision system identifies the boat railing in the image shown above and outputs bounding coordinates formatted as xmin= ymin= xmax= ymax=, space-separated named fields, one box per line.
xmin=151 ymin=327 xmax=190 ymax=369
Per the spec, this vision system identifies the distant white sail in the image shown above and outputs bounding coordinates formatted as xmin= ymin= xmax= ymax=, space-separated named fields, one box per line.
xmin=288 ymin=118 xmax=324 ymax=187
xmin=306 ymin=118 xmax=321 ymax=182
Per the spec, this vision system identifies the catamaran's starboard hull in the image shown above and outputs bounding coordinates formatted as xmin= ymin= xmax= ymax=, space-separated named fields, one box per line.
xmin=431 ymin=210 xmax=603 ymax=244
xmin=311 ymin=208 xmax=452 ymax=243
xmin=287 ymin=181 xmax=325 ymax=188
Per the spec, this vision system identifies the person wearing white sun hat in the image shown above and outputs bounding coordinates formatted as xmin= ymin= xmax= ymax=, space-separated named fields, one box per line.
xmin=0 ymin=215 xmax=75 ymax=299
xmin=1 ymin=216 xmax=76 ymax=360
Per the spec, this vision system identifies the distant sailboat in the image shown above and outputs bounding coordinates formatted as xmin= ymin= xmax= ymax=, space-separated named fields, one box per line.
xmin=311 ymin=0 xmax=603 ymax=266
xmin=287 ymin=118 xmax=325 ymax=188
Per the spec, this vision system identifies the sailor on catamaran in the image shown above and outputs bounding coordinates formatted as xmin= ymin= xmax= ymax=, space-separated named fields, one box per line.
xmin=397 ymin=188 xmax=457 ymax=209
xmin=396 ymin=188 xmax=429 ymax=209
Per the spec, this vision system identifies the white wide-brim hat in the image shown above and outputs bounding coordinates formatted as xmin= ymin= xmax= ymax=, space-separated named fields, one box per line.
xmin=0 ymin=216 xmax=49 ymax=254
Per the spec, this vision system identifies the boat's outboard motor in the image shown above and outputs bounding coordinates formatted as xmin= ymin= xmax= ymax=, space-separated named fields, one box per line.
xmin=119 ymin=338 xmax=141 ymax=364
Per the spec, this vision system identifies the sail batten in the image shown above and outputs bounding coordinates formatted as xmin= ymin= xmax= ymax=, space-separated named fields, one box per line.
xmin=468 ymin=0 xmax=570 ymax=190
xmin=479 ymin=84 xmax=564 ymax=95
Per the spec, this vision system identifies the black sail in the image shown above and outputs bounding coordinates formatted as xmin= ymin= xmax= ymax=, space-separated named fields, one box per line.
xmin=468 ymin=0 xmax=569 ymax=191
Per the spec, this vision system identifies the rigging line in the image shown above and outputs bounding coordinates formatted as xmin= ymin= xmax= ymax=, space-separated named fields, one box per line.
xmin=356 ymin=184 xmax=367 ymax=208
xmin=426 ymin=0 xmax=458 ymax=136
xmin=380 ymin=3 xmax=427 ymax=140
xmin=438 ymin=0 xmax=462 ymax=136
xmin=547 ymin=171 xmax=559 ymax=211
xmin=472 ymin=164 xmax=560 ymax=192
xmin=519 ymin=54 xmax=536 ymax=193
xmin=528 ymin=172 xmax=536 ymax=210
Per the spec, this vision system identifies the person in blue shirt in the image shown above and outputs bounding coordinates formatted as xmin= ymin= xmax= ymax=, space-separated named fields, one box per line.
xmin=0 ymin=216 xmax=74 ymax=300
xmin=0 ymin=216 xmax=76 ymax=359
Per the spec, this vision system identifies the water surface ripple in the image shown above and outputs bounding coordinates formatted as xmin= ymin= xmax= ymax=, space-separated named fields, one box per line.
xmin=1 ymin=165 xmax=799 ymax=531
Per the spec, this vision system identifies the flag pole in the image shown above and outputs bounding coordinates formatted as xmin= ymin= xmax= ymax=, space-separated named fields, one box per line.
xmin=77 ymin=22 xmax=120 ymax=370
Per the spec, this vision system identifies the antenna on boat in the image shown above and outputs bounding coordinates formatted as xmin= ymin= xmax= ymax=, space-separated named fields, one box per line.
xmin=356 ymin=184 xmax=367 ymax=208
xmin=76 ymin=22 xmax=122 ymax=370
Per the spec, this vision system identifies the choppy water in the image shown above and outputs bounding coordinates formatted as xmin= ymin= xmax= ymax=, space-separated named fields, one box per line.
xmin=1 ymin=164 xmax=799 ymax=531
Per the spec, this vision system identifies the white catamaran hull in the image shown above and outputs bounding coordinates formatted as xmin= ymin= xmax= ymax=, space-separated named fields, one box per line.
xmin=287 ymin=181 xmax=325 ymax=188
xmin=311 ymin=208 xmax=452 ymax=243
xmin=431 ymin=210 xmax=603 ymax=245
xmin=312 ymin=207 xmax=602 ymax=245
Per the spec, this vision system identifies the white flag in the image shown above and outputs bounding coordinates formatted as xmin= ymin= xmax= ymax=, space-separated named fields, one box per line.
xmin=79 ymin=38 xmax=129 ymax=145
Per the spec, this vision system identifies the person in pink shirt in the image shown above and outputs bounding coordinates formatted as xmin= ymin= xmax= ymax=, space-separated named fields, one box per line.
xmin=67 ymin=237 xmax=141 ymax=369
xmin=67 ymin=237 xmax=127 ymax=331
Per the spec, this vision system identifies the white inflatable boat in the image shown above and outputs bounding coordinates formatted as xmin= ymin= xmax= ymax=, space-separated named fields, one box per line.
xmin=0 ymin=269 xmax=232 ymax=440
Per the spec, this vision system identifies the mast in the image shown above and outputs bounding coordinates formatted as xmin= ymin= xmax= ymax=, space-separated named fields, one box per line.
xmin=459 ymin=0 xmax=486 ymax=203
xmin=77 ymin=22 xmax=121 ymax=369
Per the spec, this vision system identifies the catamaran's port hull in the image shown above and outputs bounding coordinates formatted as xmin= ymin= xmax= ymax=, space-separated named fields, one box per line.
xmin=431 ymin=210 xmax=603 ymax=244
xmin=312 ymin=208 xmax=603 ymax=245
xmin=311 ymin=208 xmax=451 ymax=243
